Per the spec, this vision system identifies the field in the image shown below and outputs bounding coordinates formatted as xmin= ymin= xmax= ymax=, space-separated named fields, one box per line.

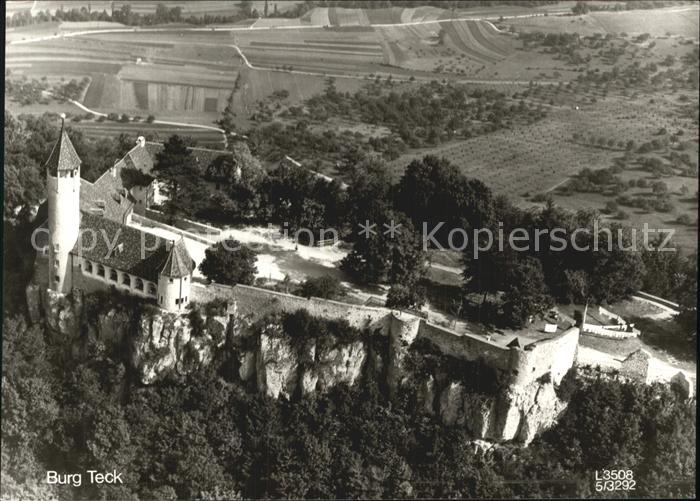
xmin=5 ymin=6 xmax=698 ymax=252
xmin=234 ymin=27 xmax=387 ymax=75
xmin=506 ymin=5 xmax=700 ymax=37
xmin=8 ymin=32 xmax=242 ymax=116
xmin=384 ymin=88 xmax=698 ymax=250
xmin=74 ymin=120 xmax=224 ymax=148
xmin=232 ymin=66 xmax=366 ymax=122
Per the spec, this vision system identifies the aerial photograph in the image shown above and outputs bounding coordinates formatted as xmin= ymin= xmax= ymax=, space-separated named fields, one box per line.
xmin=2 ymin=0 xmax=697 ymax=499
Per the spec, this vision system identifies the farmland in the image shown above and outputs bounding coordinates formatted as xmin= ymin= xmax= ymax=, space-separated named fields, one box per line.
xmin=505 ymin=5 xmax=700 ymax=38
xmin=386 ymin=91 xmax=698 ymax=249
xmin=73 ymin=120 xmax=224 ymax=148
xmin=5 ymin=4 xmax=699 ymax=253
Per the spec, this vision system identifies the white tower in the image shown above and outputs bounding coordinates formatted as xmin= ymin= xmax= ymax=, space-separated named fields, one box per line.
xmin=46 ymin=114 xmax=81 ymax=293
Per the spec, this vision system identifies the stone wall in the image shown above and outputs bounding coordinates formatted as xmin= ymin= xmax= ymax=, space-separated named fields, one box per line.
xmin=206 ymin=283 xmax=393 ymax=335
xmin=582 ymin=323 xmax=639 ymax=339
xmin=132 ymin=213 xmax=217 ymax=246
xmin=509 ymin=327 xmax=580 ymax=387
xmin=416 ymin=321 xmax=512 ymax=371
xmin=195 ymin=283 xmax=580 ymax=389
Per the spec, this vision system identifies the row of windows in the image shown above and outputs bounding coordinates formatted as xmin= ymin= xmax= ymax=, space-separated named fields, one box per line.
xmin=82 ymin=261 xmax=156 ymax=295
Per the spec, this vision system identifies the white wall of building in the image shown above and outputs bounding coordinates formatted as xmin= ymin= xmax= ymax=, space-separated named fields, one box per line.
xmin=157 ymin=274 xmax=192 ymax=312
xmin=48 ymin=169 xmax=80 ymax=293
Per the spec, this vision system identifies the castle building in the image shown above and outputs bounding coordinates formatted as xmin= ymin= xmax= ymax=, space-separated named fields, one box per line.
xmin=41 ymin=116 xmax=196 ymax=312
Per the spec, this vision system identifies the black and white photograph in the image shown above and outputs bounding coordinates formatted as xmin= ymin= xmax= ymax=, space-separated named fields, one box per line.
xmin=2 ymin=0 xmax=697 ymax=499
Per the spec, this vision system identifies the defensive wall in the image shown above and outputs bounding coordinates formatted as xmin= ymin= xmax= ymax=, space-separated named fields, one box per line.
xmin=144 ymin=208 xmax=223 ymax=237
xmin=131 ymin=213 xmax=218 ymax=246
xmin=634 ymin=291 xmax=680 ymax=311
xmin=196 ymin=282 xmax=580 ymax=388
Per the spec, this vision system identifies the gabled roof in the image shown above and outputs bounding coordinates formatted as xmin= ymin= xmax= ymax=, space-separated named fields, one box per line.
xmin=159 ymin=237 xmax=196 ymax=278
xmin=124 ymin=143 xmax=155 ymax=174
xmin=80 ymin=172 xmax=134 ymax=224
xmin=72 ymin=211 xmax=171 ymax=283
xmin=44 ymin=117 xmax=81 ymax=175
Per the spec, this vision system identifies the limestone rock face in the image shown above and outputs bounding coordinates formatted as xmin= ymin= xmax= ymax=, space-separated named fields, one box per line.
xmin=430 ymin=376 xmax=563 ymax=445
xmin=238 ymin=351 xmax=256 ymax=381
xmin=417 ymin=375 xmax=436 ymax=414
xmin=32 ymin=281 xmax=572 ymax=445
xmin=25 ymin=283 xmax=42 ymax=324
xmin=95 ymin=309 xmax=130 ymax=348
xmin=205 ymin=316 xmax=228 ymax=347
xmin=125 ymin=311 xmax=225 ymax=384
xmin=131 ymin=313 xmax=190 ymax=384
xmin=462 ymin=392 xmax=497 ymax=439
xmin=256 ymin=329 xmax=298 ymax=399
xmin=516 ymin=381 xmax=562 ymax=444
xmin=300 ymin=371 xmax=320 ymax=396
xmin=43 ymin=289 xmax=79 ymax=338
xmin=439 ymin=382 xmax=465 ymax=425
xmin=314 ymin=340 xmax=366 ymax=391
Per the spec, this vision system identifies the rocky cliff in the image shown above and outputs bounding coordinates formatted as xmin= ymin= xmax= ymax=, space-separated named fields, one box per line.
xmin=29 ymin=286 xmax=572 ymax=445
xmin=428 ymin=375 xmax=565 ymax=444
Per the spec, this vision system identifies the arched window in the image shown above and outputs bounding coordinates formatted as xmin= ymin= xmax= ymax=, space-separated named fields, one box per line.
xmin=135 ymin=278 xmax=144 ymax=291
xmin=148 ymin=283 xmax=157 ymax=296
xmin=84 ymin=261 xmax=93 ymax=274
xmin=122 ymin=274 xmax=131 ymax=286
xmin=110 ymin=269 xmax=118 ymax=282
xmin=97 ymin=264 xmax=105 ymax=277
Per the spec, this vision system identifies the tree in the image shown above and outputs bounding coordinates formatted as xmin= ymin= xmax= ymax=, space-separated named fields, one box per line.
xmin=587 ymin=225 xmax=645 ymax=304
xmin=3 ymin=154 xmax=43 ymax=217
xmin=199 ymin=239 xmax=257 ymax=286
xmin=344 ymin=157 xmax=393 ymax=240
xmin=153 ymin=135 xmax=210 ymax=219
xmin=462 ymin=196 xmax=527 ymax=306
xmin=604 ymin=200 xmax=618 ymax=214
xmin=502 ymin=256 xmax=554 ymax=327
xmin=386 ymin=284 xmax=426 ymax=310
xmin=395 ymin=155 xmax=494 ymax=247
xmin=218 ymin=92 xmax=237 ymax=134
xmin=299 ymin=275 xmax=344 ymax=300
xmin=341 ymin=212 xmax=425 ymax=285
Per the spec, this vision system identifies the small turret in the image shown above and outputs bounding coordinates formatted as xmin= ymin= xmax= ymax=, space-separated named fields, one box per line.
xmin=156 ymin=237 xmax=196 ymax=311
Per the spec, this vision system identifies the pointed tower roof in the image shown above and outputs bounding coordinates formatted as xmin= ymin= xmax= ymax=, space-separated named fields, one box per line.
xmin=159 ymin=237 xmax=196 ymax=278
xmin=45 ymin=114 xmax=81 ymax=175
xmin=507 ymin=337 xmax=522 ymax=349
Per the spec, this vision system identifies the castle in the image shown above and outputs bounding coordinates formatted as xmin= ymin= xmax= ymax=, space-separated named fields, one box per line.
xmin=39 ymin=116 xmax=197 ymax=312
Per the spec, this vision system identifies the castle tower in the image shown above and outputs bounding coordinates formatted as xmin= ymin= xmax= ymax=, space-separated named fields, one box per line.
xmin=157 ymin=237 xmax=195 ymax=312
xmin=46 ymin=114 xmax=81 ymax=293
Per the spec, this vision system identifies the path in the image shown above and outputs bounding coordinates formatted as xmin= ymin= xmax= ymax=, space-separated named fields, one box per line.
xmin=630 ymin=294 xmax=679 ymax=320
xmin=577 ymin=345 xmax=695 ymax=383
